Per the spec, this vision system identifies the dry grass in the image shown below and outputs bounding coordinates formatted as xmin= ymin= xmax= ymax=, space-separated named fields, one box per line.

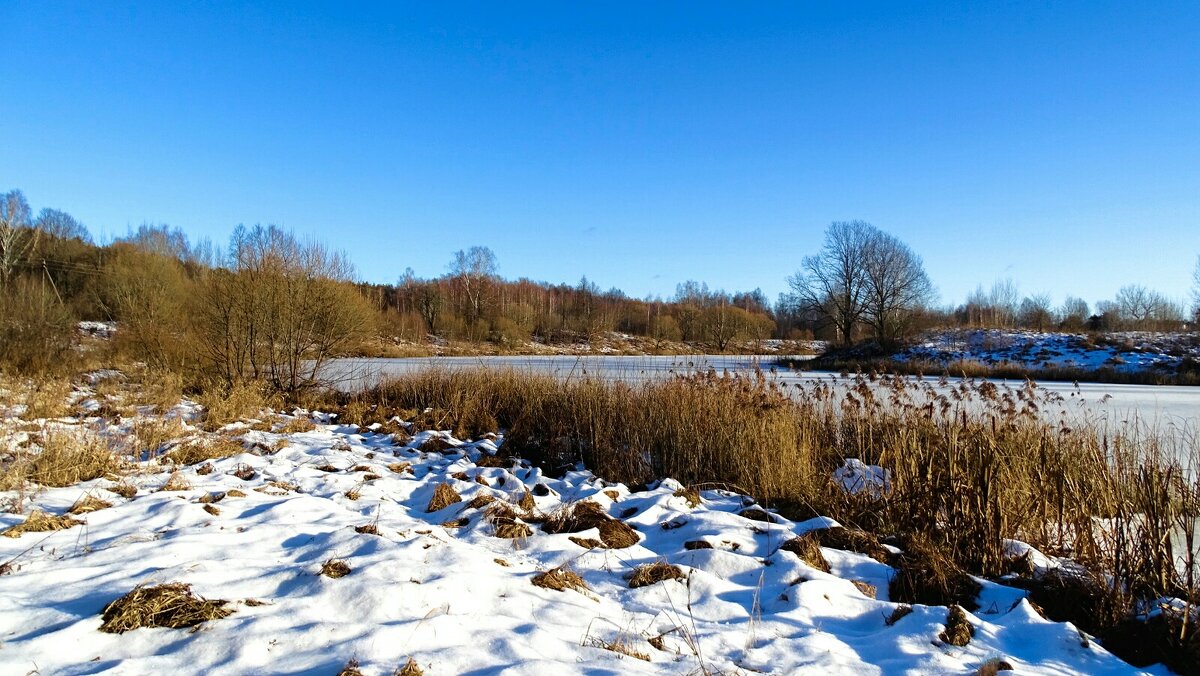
xmin=388 ymin=462 xmax=412 ymax=475
xmin=584 ymin=634 xmax=651 ymax=661
xmin=810 ymin=527 xmax=892 ymax=564
xmin=627 ymin=562 xmax=686 ymax=589
xmin=133 ymin=368 xmax=184 ymax=412
xmin=130 ymin=417 xmax=190 ymax=456
xmin=976 ymin=657 xmax=1014 ymax=675
xmin=158 ymin=472 xmax=192 ymax=492
xmin=345 ymin=366 xmax=1200 ymax=648
xmin=778 ymin=534 xmax=831 ymax=573
xmin=1 ymin=510 xmax=83 ymax=538
xmin=68 ymin=494 xmax=113 ymax=514
xmin=276 ymin=416 xmax=316 ymax=434
xmin=99 ymin=583 xmax=232 ymax=633
xmin=2 ymin=429 xmax=120 ymax=490
xmin=889 ymin=534 xmax=982 ymax=610
xmin=487 ymin=502 xmax=533 ymax=539
xmin=108 ymin=482 xmax=137 ymax=498
xmin=163 ymin=437 xmax=244 ymax=465
xmin=197 ymin=381 xmax=269 ymax=431
xmin=885 ymin=604 xmax=913 ymax=626
xmin=532 ymin=566 xmax=590 ymax=593
xmin=673 ymin=485 xmax=702 ymax=508
xmin=20 ymin=378 xmax=72 ymax=420
xmin=939 ymin=605 xmax=974 ymax=646
xmin=426 ymin=483 xmax=461 ymax=512
xmin=321 ymin=558 xmax=351 ymax=578
xmin=467 ymin=493 xmax=497 ymax=509
xmin=395 ymin=657 xmax=424 ymax=676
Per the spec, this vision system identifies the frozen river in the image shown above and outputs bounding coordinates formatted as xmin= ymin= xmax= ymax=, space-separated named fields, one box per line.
xmin=327 ymin=354 xmax=1200 ymax=444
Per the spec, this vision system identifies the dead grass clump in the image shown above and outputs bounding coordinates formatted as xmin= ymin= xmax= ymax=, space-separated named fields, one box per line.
xmin=231 ymin=463 xmax=256 ymax=480
xmin=1020 ymin=567 xmax=1115 ymax=636
xmin=26 ymin=431 xmax=118 ymax=487
xmin=518 ymin=490 xmax=536 ymax=511
xmin=532 ymin=566 xmax=590 ymax=593
xmin=426 ymin=483 xmax=461 ymax=512
xmin=684 ymin=540 xmax=713 ymax=550
xmin=99 ymin=583 xmax=232 ymax=633
xmin=852 ymin=580 xmax=877 ymax=598
xmin=321 ymin=558 xmax=351 ymax=578
xmin=737 ymin=507 xmax=776 ymax=523
xmin=164 ymin=437 xmax=243 ymax=466
xmin=811 ymin=527 xmax=892 ymax=564
xmin=467 ymin=493 xmax=497 ymax=509
xmin=976 ymin=658 xmax=1014 ymax=675
xmin=569 ymin=536 xmax=603 ymax=549
xmin=277 ymin=416 xmax=316 ymax=434
xmin=158 ymin=473 xmax=192 ymax=492
xmin=316 ymin=463 xmax=340 ymax=472
xmin=337 ymin=658 xmax=364 ymax=676
xmin=130 ymin=418 xmax=190 ymax=456
xmin=395 ymin=657 xmax=424 ymax=676
xmin=69 ymin=494 xmax=113 ymax=514
xmin=108 ymin=483 xmax=137 ymax=498
xmin=476 ymin=454 xmax=508 ymax=468
xmin=585 ymin=635 xmax=651 ymax=662
xmin=487 ymin=503 xmax=532 ymax=539
xmin=388 ymin=462 xmax=412 ymax=474
xmin=777 ymin=534 xmax=831 ymax=573
xmin=226 ymin=488 xmax=247 ymax=497
xmin=441 ymin=517 xmax=469 ymax=528
xmin=673 ymin=486 xmax=702 ymax=508
xmin=1 ymin=510 xmax=84 ymax=538
xmin=595 ymin=520 xmax=636 ymax=549
xmin=421 ymin=436 xmax=455 ymax=453
xmin=352 ymin=464 xmax=373 ymax=472
xmin=885 ymin=604 xmax=913 ymax=626
xmin=939 ymin=605 xmax=974 ymax=646
xmin=889 ymin=534 xmax=981 ymax=611
xmin=196 ymin=463 xmax=214 ymax=475
xmin=203 ymin=504 xmax=220 ymax=516
xmin=198 ymin=381 xmax=269 ymax=431
xmin=355 ymin=524 xmax=380 ymax=535
xmin=21 ymin=378 xmax=72 ymax=420
xmin=135 ymin=368 xmax=184 ymax=412
xmin=627 ymin=562 xmax=686 ymax=588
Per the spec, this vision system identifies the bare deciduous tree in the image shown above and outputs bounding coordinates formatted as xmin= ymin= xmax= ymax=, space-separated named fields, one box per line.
xmin=450 ymin=246 xmax=498 ymax=325
xmin=35 ymin=208 xmax=91 ymax=243
xmin=198 ymin=225 xmax=374 ymax=393
xmin=787 ymin=221 xmax=872 ymax=346
xmin=789 ymin=221 xmax=931 ymax=346
xmin=861 ymin=230 xmax=935 ymax=345
xmin=0 ymin=190 xmax=36 ymax=286
xmin=1059 ymin=296 xmax=1090 ymax=331
xmin=1017 ymin=294 xmax=1053 ymax=332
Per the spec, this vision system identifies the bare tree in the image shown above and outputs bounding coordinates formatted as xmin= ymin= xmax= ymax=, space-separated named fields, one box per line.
xmin=35 ymin=208 xmax=91 ymax=243
xmin=1058 ymin=296 xmax=1090 ymax=331
xmin=1114 ymin=284 xmax=1183 ymax=331
xmin=1018 ymin=294 xmax=1053 ymax=332
xmin=0 ymin=190 xmax=36 ymax=286
xmin=787 ymin=221 xmax=872 ymax=346
xmin=1192 ymin=256 xmax=1200 ymax=320
xmin=861 ymin=229 xmax=934 ymax=345
xmin=449 ymin=246 xmax=497 ymax=325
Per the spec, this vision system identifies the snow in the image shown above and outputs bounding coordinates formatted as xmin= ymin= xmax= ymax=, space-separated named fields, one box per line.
xmin=0 ymin=412 xmax=1166 ymax=674
xmin=897 ymin=329 xmax=1199 ymax=374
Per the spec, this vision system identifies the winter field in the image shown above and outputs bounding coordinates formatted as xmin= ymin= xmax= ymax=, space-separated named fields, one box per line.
xmin=0 ymin=374 xmax=1173 ymax=675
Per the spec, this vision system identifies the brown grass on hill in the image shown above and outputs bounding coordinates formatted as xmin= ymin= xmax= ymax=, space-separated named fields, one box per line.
xmin=778 ymin=534 xmax=831 ymax=573
xmin=99 ymin=583 xmax=232 ymax=633
xmin=20 ymin=378 xmax=72 ymax=420
xmin=467 ymin=493 xmax=497 ymax=509
xmin=68 ymin=494 xmax=113 ymax=514
xmin=598 ymin=520 xmax=639 ymax=549
xmin=518 ymin=490 xmax=536 ymax=511
xmin=673 ymin=486 xmax=702 ymax=508
xmin=532 ymin=566 xmax=590 ymax=594
xmin=627 ymin=562 xmax=686 ymax=588
xmin=939 ymin=605 xmax=975 ymax=646
xmin=426 ymin=483 xmax=461 ymax=512
xmin=486 ymin=502 xmax=533 ymax=539
xmin=130 ymin=418 xmax=190 ymax=457
xmin=1 ymin=510 xmax=83 ymax=538
xmin=276 ymin=416 xmax=316 ymax=434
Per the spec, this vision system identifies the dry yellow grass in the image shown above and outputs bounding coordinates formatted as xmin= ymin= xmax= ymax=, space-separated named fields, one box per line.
xmin=1 ymin=510 xmax=84 ymax=538
xmin=99 ymin=583 xmax=232 ymax=633
xmin=2 ymin=430 xmax=119 ymax=489
xmin=163 ymin=437 xmax=244 ymax=465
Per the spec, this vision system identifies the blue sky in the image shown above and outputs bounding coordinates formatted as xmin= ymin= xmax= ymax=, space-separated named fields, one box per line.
xmin=2 ymin=2 xmax=1197 ymax=309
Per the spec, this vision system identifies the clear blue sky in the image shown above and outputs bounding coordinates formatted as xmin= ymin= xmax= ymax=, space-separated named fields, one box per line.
xmin=2 ymin=2 xmax=1197 ymax=309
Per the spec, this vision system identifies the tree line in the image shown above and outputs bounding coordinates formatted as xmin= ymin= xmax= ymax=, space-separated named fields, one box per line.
xmin=2 ymin=187 xmax=1198 ymax=392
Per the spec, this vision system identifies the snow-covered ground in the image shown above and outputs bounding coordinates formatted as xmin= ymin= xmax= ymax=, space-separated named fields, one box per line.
xmin=0 ymin=402 xmax=1165 ymax=674
xmin=898 ymin=330 xmax=1200 ymax=374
